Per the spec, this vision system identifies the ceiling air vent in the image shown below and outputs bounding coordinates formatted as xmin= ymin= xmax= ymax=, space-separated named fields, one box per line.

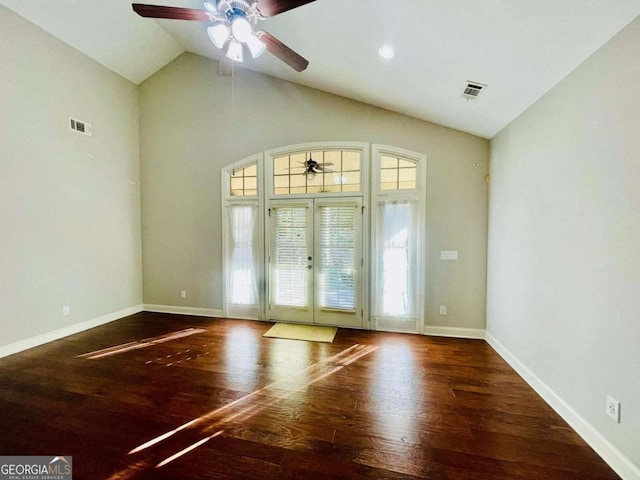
xmin=69 ymin=117 xmax=92 ymax=136
xmin=462 ymin=81 xmax=487 ymax=100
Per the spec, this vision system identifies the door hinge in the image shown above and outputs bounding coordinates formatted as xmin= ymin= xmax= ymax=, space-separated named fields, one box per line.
xmin=361 ymin=206 xmax=365 ymax=215
xmin=361 ymin=258 xmax=364 ymax=266
xmin=268 ymin=208 xmax=271 ymax=217
xmin=361 ymin=309 xmax=364 ymax=317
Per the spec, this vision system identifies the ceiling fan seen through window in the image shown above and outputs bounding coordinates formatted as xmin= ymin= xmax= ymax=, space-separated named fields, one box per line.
xmin=132 ymin=0 xmax=315 ymax=76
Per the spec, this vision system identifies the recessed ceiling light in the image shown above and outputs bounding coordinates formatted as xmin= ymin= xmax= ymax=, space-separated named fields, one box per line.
xmin=378 ymin=45 xmax=395 ymax=60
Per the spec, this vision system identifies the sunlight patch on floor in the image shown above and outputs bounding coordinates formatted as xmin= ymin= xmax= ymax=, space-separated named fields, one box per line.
xmin=75 ymin=328 xmax=207 ymax=360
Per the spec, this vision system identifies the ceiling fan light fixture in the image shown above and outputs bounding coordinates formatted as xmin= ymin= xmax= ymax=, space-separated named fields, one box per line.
xmin=207 ymin=23 xmax=230 ymax=49
xmin=246 ymin=33 xmax=266 ymax=58
xmin=226 ymin=39 xmax=243 ymax=62
xmin=132 ymin=1 xmax=312 ymax=73
xmin=230 ymin=14 xmax=252 ymax=43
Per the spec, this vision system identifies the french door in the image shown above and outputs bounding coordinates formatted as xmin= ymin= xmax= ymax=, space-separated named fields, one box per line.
xmin=268 ymin=197 xmax=363 ymax=327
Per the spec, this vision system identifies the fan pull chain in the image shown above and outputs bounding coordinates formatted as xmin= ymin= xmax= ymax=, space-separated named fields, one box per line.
xmin=231 ymin=60 xmax=236 ymax=125
xmin=231 ymin=60 xmax=237 ymax=176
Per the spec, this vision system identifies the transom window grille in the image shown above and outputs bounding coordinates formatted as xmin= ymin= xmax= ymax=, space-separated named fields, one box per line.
xmin=230 ymin=164 xmax=258 ymax=196
xmin=380 ymin=155 xmax=417 ymax=190
xmin=273 ymin=150 xmax=361 ymax=195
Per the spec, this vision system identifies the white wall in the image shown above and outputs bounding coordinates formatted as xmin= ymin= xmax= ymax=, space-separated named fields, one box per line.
xmin=138 ymin=53 xmax=490 ymax=331
xmin=487 ymin=15 xmax=640 ymax=475
xmin=0 ymin=6 xmax=143 ymax=350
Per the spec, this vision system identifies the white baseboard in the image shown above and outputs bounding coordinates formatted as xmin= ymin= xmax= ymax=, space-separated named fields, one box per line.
xmin=485 ymin=331 xmax=640 ymax=480
xmin=143 ymin=304 xmax=224 ymax=317
xmin=423 ymin=326 xmax=486 ymax=339
xmin=0 ymin=304 xmax=144 ymax=359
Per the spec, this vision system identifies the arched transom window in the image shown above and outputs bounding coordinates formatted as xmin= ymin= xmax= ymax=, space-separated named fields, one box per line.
xmin=272 ymin=149 xmax=362 ymax=195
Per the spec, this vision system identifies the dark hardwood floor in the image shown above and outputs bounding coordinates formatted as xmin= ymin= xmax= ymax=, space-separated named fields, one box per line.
xmin=0 ymin=312 xmax=620 ymax=479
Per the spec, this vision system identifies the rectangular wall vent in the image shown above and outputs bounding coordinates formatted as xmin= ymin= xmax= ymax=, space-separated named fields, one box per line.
xmin=462 ymin=81 xmax=487 ymax=99
xmin=69 ymin=117 xmax=92 ymax=136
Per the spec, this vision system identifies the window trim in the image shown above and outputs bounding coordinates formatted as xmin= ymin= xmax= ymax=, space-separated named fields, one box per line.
xmin=221 ymin=143 xmax=426 ymax=331
xmin=221 ymin=154 xmax=265 ymax=319
xmin=265 ymin=142 xmax=370 ymax=200
xmin=222 ymin=155 xmax=262 ymax=200
xmin=372 ymin=144 xmax=425 ymax=198
xmin=371 ymin=145 xmax=427 ymax=333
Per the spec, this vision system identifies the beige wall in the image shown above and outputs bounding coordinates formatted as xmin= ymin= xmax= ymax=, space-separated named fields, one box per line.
xmin=487 ymin=16 xmax=640 ymax=471
xmin=139 ymin=53 xmax=490 ymax=330
xmin=0 ymin=6 xmax=142 ymax=349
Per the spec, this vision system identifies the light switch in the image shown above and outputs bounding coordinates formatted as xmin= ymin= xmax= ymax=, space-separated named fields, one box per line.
xmin=440 ymin=250 xmax=459 ymax=260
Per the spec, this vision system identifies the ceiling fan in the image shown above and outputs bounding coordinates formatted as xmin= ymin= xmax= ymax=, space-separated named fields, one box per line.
xmin=132 ymin=0 xmax=315 ymax=76
xmin=304 ymin=157 xmax=333 ymax=175
xmin=282 ymin=156 xmax=333 ymax=179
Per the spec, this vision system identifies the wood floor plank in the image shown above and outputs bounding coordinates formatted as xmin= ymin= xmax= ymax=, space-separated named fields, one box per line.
xmin=0 ymin=313 xmax=620 ymax=479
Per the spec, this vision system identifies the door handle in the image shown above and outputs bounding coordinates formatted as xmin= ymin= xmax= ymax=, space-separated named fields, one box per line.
xmin=307 ymin=265 xmax=312 ymax=270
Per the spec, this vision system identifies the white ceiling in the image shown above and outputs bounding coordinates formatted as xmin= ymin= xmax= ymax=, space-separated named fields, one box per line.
xmin=3 ymin=0 xmax=639 ymax=138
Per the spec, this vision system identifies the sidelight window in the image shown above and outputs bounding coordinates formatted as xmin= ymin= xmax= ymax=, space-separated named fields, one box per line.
xmin=371 ymin=145 xmax=426 ymax=332
xmin=222 ymin=157 xmax=263 ymax=319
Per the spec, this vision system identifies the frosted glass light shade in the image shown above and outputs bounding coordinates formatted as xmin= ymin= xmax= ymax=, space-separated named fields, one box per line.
xmin=231 ymin=16 xmax=252 ymax=43
xmin=207 ymin=23 xmax=230 ymax=49
xmin=246 ymin=34 xmax=265 ymax=58
xmin=226 ymin=39 xmax=243 ymax=62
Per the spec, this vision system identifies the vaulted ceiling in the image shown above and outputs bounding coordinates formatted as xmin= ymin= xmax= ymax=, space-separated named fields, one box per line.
xmin=2 ymin=0 xmax=639 ymax=138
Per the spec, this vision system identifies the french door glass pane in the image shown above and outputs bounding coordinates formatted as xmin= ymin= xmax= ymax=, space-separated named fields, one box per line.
xmin=318 ymin=205 xmax=357 ymax=311
xmin=273 ymin=207 xmax=308 ymax=307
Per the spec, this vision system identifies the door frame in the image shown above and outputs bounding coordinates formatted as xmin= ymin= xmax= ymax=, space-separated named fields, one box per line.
xmin=267 ymin=199 xmax=315 ymax=324
xmin=222 ymin=142 xmax=428 ymax=332
xmin=266 ymin=197 xmax=364 ymax=327
xmin=264 ymin=142 xmax=370 ymax=328
xmin=312 ymin=197 xmax=364 ymax=327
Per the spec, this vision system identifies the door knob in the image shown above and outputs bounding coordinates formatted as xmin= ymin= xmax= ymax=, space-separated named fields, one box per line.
xmin=308 ymin=256 xmax=312 ymax=261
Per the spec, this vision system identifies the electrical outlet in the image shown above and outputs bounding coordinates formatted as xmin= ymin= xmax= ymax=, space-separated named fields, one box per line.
xmin=181 ymin=290 xmax=187 ymax=299
xmin=606 ymin=395 xmax=620 ymax=423
xmin=62 ymin=305 xmax=70 ymax=316
xmin=439 ymin=306 xmax=447 ymax=315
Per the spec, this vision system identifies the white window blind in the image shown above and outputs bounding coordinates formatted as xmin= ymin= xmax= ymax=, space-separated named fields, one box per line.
xmin=318 ymin=205 xmax=357 ymax=311
xmin=273 ymin=207 xmax=308 ymax=307
xmin=228 ymin=204 xmax=258 ymax=305
xmin=375 ymin=201 xmax=416 ymax=317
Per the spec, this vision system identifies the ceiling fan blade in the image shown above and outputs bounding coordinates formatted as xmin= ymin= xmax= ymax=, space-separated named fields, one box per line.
xmin=256 ymin=0 xmax=316 ymax=18
xmin=132 ymin=4 xmax=211 ymax=22
xmin=258 ymin=31 xmax=309 ymax=72
xmin=217 ymin=44 xmax=233 ymax=77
